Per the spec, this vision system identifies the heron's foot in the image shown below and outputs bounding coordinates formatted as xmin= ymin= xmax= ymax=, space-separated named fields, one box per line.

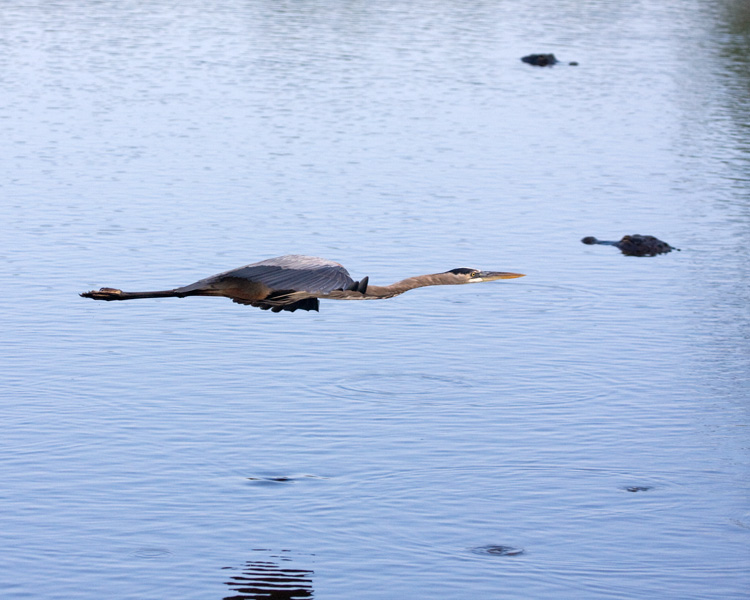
xmin=80 ymin=287 xmax=124 ymax=300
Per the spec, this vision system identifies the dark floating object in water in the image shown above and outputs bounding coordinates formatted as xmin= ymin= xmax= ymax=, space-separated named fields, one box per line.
xmin=522 ymin=53 xmax=578 ymax=67
xmin=470 ymin=545 xmax=525 ymax=557
xmin=522 ymin=53 xmax=557 ymax=66
xmin=624 ymin=486 xmax=653 ymax=493
xmin=581 ymin=235 xmax=680 ymax=257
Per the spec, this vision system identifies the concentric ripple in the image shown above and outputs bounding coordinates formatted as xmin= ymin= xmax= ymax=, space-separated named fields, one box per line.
xmin=312 ymin=372 xmax=473 ymax=401
xmin=622 ymin=485 xmax=654 ymax=493
xmin=470 ymin=545 xmax=525 ymax=557
xmin=129 ymin=547 xmax=173 ymax=559
xmin=497 ymin=282 xmax=605 ymax=314
xmin=245 ymin=474 xmax=327 ymax=486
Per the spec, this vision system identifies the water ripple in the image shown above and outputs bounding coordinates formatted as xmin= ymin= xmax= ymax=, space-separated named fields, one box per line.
xmin=311 ymin=372 xmax=473 ymax=401
xmin=351 ymin=463 xmax=686 ymax=514
xmin=129 ymin=547 xmax=173 ymax=559
xmin=498 ymin=282 xmax=605 ymax=314
xmin=470 ymin=544 xmax=525 ymax=557
xmin=223 ymin=551 xmax=314 ymax=600
xmin=245 ymin=474 xmax=328 ymax=486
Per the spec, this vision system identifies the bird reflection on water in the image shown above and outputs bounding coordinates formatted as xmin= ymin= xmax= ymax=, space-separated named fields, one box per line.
xmin=81 ymin=255 xmax=524 ymax=313
xmin=223 ymin=554 xmax=314 ymax=600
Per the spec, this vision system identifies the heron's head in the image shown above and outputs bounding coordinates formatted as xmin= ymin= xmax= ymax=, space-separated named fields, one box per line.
xmin=446 ymin=267 xmax=525 ymax=284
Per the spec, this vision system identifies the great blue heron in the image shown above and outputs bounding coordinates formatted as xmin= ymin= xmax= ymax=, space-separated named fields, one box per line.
xmin=581 ymin=235 xmax=679 ymax=257
xmin=80 ymin=255 xmax=525 ymax=313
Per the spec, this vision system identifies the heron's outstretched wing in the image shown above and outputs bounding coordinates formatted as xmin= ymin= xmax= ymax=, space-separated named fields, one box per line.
xmin=227 ymin=261 xmax=354 ymax=294
xmin=175 ymin=255 xmax=367 ymax=313
xmin=233 ymin=296 xmax=322 ymax=313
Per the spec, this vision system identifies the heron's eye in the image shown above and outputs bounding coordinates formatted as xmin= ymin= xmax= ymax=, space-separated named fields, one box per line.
xmin=471 ymin=271 xmax=480 ymax=278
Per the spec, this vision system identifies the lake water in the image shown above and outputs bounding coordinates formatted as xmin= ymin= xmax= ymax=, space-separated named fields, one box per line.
xmin=2 ymin=1 xmax=749 ymax=598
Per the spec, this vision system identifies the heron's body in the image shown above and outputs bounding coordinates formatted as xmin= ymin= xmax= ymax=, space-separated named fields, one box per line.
xmin=581 ymin=235 xmax=678 ymax=257
xmin=81 ymin=255 xmax=524 ymax=313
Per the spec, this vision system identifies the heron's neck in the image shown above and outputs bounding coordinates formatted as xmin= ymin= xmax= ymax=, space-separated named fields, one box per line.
xmin=365 ymin=274 xmax=453 ymax=299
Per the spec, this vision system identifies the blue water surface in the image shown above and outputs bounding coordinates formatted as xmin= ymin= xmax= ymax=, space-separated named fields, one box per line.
xmin=1 ymin=1 xmax=749 ymax=598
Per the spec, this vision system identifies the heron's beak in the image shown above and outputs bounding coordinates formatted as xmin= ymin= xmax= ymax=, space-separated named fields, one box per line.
xmin=475 ymin=271 xmax=525 ymax=281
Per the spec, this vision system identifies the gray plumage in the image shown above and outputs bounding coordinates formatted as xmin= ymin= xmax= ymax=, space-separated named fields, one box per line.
xmin=185 ymin=255 xmax=354 ymax=293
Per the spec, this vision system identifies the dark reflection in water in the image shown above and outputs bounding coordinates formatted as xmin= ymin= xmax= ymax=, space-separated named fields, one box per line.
xmin=245 ymin=474 xmax=327 ymax=486
xmin=223 ymin=552 xmax=314 ymax=600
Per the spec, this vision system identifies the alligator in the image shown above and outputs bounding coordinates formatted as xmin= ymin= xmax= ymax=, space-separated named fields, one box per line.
xmin=581 ymin=235 xmax=679 ymax=256
xmin=522 ymin=53 xmax=578 ymax=67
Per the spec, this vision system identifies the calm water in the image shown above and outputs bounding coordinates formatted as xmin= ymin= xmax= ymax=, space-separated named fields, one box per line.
xmin=2 ymin=1 xmax=749 ymax=598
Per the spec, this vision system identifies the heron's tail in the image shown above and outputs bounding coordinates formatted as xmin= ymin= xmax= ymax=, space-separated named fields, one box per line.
xmin=345 ymin=276 xmax=369 ymax=293
xmin=80 ymin=288 xmax=181 ymax=301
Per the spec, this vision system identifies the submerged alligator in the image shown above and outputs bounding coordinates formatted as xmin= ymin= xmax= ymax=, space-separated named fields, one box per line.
xmin=521 ymin=53 xmax=578 ymax=67
xmin=581 ymin=235 xmax=679 ymax=257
